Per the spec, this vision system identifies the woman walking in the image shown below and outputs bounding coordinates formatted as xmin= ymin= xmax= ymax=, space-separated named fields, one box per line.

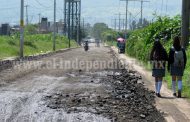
xmin=150 ymin=40 xmax=168 ymax=97
xmin=168 ymin=36 xmax=187 ymax=98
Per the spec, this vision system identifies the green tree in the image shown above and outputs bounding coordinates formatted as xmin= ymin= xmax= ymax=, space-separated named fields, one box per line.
xmin=92 ymin=23 xmax=109 ymax=39
xmin=25 ymin=24 xmax=38 ymax=35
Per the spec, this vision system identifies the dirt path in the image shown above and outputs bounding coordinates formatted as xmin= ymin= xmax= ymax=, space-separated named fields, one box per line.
xmin=0 ymin=45 xmax=115 ymax=121
xmin=111 ymin=46 xmax=190 ymax=122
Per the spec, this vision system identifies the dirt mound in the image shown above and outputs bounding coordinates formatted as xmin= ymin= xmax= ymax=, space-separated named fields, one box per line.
xmin=44 ymin=69 xmax=165 ymax=122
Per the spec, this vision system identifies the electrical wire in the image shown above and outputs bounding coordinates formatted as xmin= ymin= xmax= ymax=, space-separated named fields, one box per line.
xmin=34 ymin=0 xmax=53 ymax=8
xmin=0 ymin=7 xmax=19 ymax=10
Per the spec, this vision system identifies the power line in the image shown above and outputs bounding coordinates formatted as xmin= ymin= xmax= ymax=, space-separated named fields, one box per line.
xmin=34 ymin=0 xmax=53 ymax=8
xmin=0 ymin=7 xmax=19 ymax=10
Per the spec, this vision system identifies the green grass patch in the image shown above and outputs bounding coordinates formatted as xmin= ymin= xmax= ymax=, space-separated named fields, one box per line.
xmin=0 ymin=34 xmax=78 ymax=59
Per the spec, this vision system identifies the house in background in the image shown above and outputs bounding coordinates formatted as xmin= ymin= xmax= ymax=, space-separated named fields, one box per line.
xmin=0 ymin=24 xmax=10 ymax=35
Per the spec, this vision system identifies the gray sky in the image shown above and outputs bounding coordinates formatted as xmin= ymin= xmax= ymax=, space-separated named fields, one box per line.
xmin=0 ymin=0 xmax=182 ymax=26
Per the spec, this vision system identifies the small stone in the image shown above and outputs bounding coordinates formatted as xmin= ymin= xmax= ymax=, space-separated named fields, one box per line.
xmin=72 ymin=99 xmax=76 ymax=103
xmin=140 ymin=114 xmax=146 ymax=119
xmin=78 ymin=99 xmax=81 ymax=103
xmin=99 ymin=104 xmax=103 ymax=107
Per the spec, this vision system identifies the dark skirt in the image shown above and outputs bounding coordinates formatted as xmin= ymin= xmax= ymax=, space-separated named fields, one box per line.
xmin=170 ymin=66 xmax=184 ymax=76
xmin=152 ymin=69 xmax=166 ymax=77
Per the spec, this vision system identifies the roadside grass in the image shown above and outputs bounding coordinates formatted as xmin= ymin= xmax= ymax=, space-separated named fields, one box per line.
xmin=105 ymin=40 xmax=117 ymax=47
xmin=0 ymin=34 xmax=78 ymax=59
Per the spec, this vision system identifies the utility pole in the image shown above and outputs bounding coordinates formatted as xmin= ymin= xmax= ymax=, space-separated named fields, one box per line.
xmin=83 ymin=18 xmax=85 ymax=31
xmin=25 ymin=5 xmax=29 ymax=25
xmin=53 ymin=0 xmax=56 ymax=51
xmin=68 ymin=1 xmax=71 ymax=48
xmin=181 ymin=0 xmax=190 ymax=48
xmin=122 ymin=19 xmax=125 ymax=30
xmin=129 ymin=12 xmax=132 ymax=30
xmin=114 ymin=18 xmax=117 ymax=31
xmin=38 ymin=13 xmax=41 ymax=33
xmin=115 ymin=13 xmax=122 ymax=31
xmin=20 ymin=0 xmax=24 ymax=58
xmin=64 ymin=0 xmax=66 ymax=36
xmin=140 ymin=0 xmax=149 ymax=25
xmin=120 ymin=0 xmax=128 ymax=30
xmin=119 ymin=13 xmax=121 ymax=31
xmin=111 ymin=18 xmax=117 ymax=30
xmin=71 ymin=2 xmax=74 ymax=39
xmin=120 ymin=0 xmax=139 ymax=30
xmin=77 ymin=0 xmax=81 ymax=44
xmin=120 ymin=0 xmax=149 ymax=29
xmin=82 ymin=18 xmax=85 ymax=35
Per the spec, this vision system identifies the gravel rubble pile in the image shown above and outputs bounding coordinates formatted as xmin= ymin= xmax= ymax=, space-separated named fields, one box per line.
xmin=44 ymin=69 xmax=165 ymax=122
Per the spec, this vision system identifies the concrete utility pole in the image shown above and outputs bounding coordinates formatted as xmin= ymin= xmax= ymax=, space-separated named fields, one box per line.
xmin=77 ymin=1 xmax=81 ymax=44
xmin=114 ymin=18 xmax=117 ymax=31
xmin=120 ymin=0 xmax=128 ymax=30
xmin=120 ymin=0 xmax=149 ymax=29
xmin=38 ymin=13 xmax=41 ymax=32
xmin=115 ymin=13 xmax=123 ymax=31
xmin=122 ymin=19 xmax=125 ymax=30
xmin=68 ymin=1 xmax=71 ymax=48
xmin=181 ymin=0 xmax=190 ymax=48
xmin=25 ymin=5 xmax=29 ymax=25
xmin=53 ymin=0 xmax=56 ymax=51
xmin=119 ymin=13 xmax=121 ymax=31
xmin=20 ymin=0 xmax=24 ymax=58
xmin=140 ymin=0 xmax=149 ymax=25
xmin=120 ymin=0 xmax=139 ymax=30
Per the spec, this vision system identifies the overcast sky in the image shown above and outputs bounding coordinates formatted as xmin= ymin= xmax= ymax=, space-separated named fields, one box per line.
xmin=0 ymin=0 xmax=182 ymax=26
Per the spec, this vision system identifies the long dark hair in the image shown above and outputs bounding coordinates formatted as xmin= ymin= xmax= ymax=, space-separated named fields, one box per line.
xmin=173 ymin=36 xmax=181 ymax=51
xmin=150 ymin=40 xmax=167 ymax=60
xmin=152 ymin=40 xmax=163 ymax=52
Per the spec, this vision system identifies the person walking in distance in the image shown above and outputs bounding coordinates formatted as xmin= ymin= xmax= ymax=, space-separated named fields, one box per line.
xmin=150 ymin=39 xmax=168 ymax=97
xmin=168 ymin=36 xmax=187 ymax=98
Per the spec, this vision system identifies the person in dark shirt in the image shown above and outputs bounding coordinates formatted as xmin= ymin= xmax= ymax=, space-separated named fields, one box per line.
xmin=150 ymin=39 xmax=168 ymax=97
xmin=168 ymin=36 xmax=187 ymax=98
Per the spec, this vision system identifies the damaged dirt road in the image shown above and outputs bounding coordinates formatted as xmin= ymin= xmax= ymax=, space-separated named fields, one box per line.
xmin=0 ymin=45 xmax=165 ymax=122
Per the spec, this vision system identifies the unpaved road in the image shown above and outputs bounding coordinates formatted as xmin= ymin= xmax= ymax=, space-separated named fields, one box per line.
xmin=0 ymin=44 xmax=166 ymax=122
xmin=0 ymin=45 xmax=114 ymax=122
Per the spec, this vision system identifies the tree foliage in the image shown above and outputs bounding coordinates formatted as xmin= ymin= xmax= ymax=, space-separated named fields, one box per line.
xmin=92 ymin=23 xmax=109 ymax=39
xmin=126 ymin=15 xmax=181 ymax=61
